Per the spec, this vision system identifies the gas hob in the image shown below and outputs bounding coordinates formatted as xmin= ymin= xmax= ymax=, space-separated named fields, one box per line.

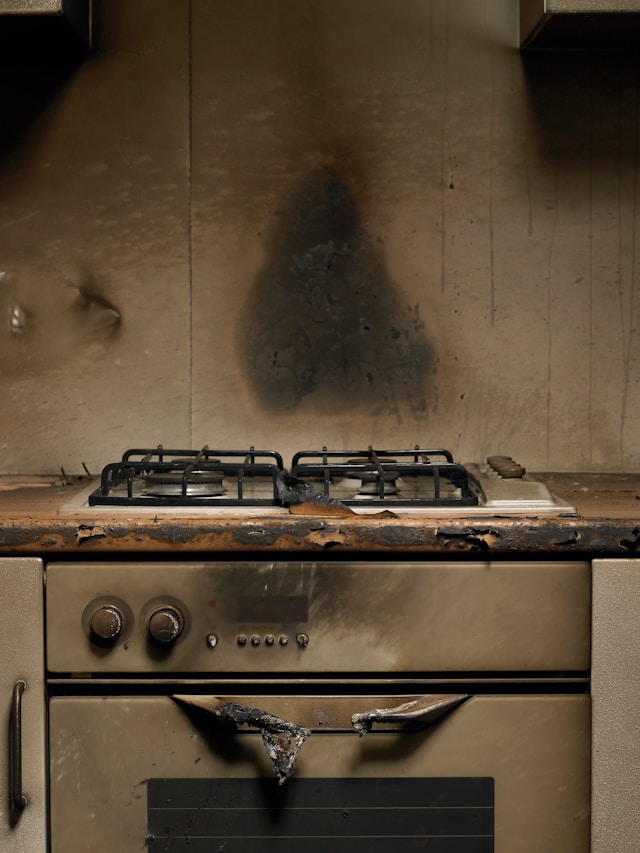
xmin=62 ymin=446 xmax=576 ymax=517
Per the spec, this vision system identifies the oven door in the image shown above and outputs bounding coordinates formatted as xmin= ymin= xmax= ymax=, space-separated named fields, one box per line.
xmin=48 ymin=692 xmax=589 ymax=852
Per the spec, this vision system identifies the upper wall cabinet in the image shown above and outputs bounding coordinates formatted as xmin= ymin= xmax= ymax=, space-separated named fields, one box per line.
xmin=0 ymin=0 xmax=91 ymax=60
xmin=520 ymin=0 xmax=640 ymax=48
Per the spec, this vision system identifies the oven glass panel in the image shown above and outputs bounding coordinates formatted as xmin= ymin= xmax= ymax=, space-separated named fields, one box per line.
xmin=147 ymin=777 xmax=494 ymax=852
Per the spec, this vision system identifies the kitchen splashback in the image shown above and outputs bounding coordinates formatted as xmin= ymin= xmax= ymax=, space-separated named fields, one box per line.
xmin=1 ymin=0 xmax=639 ymax=475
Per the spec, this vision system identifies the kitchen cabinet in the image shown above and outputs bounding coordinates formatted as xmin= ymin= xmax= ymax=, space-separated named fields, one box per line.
xmin=0 ymin=559 xmax=46 ymax=852
xmin=520 ymin=0 xmax=640 ymax=47
xmin=592 ymin=559 xmax=640 ymax=852
xmin=0 ymin=0 xmax=91 ymax=58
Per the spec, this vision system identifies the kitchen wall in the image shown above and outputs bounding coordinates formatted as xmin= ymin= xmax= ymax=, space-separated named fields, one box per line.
xmin=1 ymin=0 xmax=639 ymax=474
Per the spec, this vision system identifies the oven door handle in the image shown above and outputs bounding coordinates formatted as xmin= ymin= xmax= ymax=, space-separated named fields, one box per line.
xmin=351 ymin=694 xmax=470 ymax=734
xmin=173 ymin=693 xmax=469 ymax=784
xmin=9 ymin=680 xmax=28 ymax=824
xmin=173 ymin=692 xmax=470 ymax=734
xmin=173 ymin=696 xmax=311 ymax=785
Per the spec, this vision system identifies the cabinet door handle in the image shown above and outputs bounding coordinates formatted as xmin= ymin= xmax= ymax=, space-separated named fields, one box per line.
xmin=10 ymin=680 xmax=27 ymax=824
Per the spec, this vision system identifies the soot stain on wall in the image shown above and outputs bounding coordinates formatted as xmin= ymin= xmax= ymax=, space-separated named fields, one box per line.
xmin=238 ymin=166 xmax=437 ymax=419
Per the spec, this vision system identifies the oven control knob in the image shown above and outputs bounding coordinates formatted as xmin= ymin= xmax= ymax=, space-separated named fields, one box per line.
xmin=147 ymin=606 xmax=184 ymax=644
xmin=90 ymin=605 xmax=124 ymax=642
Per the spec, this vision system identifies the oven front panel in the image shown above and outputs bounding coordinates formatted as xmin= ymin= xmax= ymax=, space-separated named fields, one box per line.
xmin=48 ymin=694 xmax=589 ymax=852
xmin=45 ymin=561 xmax=590 ymax=673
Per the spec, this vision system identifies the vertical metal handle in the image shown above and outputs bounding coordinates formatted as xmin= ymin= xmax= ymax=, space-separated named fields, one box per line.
xmin=10 ymin=680 xmax=27 ymax=824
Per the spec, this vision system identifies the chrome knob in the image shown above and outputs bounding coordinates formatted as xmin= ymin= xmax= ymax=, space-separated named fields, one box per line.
xmin=147 ymin=607 xmax=184 ymax=644
xmin=89 ymin=605 xmax=124 ymax=642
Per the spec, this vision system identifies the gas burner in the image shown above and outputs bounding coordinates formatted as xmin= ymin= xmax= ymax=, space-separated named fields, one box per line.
xmin=88 ymin=446 xmax=284 ymax=507
xmin=355 ymin=469 xmax=400 ymax=496
xmin=142 ymin=470 xmax=227 ymax=498
xmin=344 ymin=456 xmax=401 ymax=496
xmin=290 ymin=446 xmax=478 ymax=507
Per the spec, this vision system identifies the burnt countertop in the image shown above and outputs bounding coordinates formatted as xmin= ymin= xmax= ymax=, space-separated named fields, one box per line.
xmin=0 ymin=472 xmax=639 ymax=558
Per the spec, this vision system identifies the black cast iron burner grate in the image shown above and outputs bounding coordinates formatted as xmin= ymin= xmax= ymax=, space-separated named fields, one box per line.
xmin=88 ymin=445 xmax=479 ymax=508
xmin=88 ymin=446 xmax=285 ymax=507
xmin=290 ymin=447 xmax=479 ymax=507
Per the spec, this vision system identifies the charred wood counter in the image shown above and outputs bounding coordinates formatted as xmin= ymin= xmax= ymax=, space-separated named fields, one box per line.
xmin=0 ymin=472 xmax=638 ymax=557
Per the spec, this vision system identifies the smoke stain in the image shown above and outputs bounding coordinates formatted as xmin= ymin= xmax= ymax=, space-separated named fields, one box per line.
xmin=238 ymin=166 xmax=437 ymax=418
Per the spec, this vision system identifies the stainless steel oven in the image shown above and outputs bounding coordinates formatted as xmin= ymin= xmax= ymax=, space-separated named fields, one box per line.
xmin=46 ymin=558 xmax=591 ymax=852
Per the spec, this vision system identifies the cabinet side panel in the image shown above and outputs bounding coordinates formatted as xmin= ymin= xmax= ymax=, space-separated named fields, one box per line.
xmin=592 ymin=559 xmax=640 ymax=852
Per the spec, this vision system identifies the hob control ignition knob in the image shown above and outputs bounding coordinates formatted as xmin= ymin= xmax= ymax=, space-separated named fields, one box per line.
xmin=147 ymin=606 xmax=184 ymax=644
xmin=90 ymin=605 xmax=124 ymax=642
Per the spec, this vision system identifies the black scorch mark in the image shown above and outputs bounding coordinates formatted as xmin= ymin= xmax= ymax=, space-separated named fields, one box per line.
xmin=238 ymin=166 xmax=437 ymax=417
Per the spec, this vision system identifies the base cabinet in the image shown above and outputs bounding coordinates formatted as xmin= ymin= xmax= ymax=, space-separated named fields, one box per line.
xmin=592 ymin=559 xmax=640 ymax=852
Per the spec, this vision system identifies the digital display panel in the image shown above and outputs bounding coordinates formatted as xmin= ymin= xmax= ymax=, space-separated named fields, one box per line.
xmin=237 ymin=594 xmax=308 ymax=623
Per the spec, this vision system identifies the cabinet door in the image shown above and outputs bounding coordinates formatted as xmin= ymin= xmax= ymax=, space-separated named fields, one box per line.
xmin=0 ymin=558 xmax=46 ymax=852
xmin=592 ymin=559 xmax=640 ymax=852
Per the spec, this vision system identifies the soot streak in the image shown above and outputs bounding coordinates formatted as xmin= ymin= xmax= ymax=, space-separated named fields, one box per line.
xmin=238 ymin=165 xmax=436 ymax=416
